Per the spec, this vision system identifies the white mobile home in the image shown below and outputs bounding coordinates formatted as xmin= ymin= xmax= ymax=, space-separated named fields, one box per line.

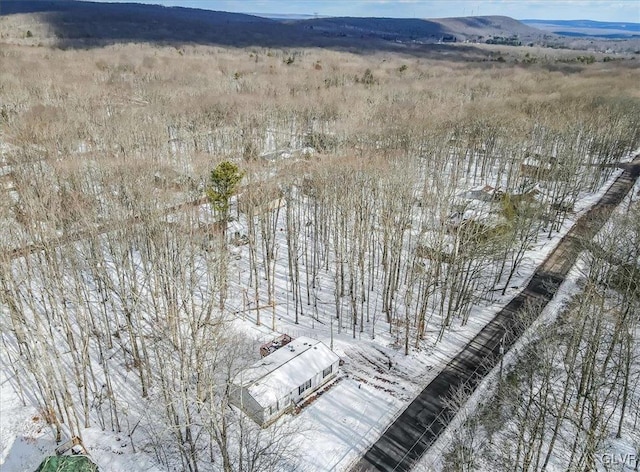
xmin=230 ymin=337 xmax=340 ymax=426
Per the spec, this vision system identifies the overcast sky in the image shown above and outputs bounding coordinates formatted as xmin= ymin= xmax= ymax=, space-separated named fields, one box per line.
xmin=89 ymin=0 xmax=640 ymax=22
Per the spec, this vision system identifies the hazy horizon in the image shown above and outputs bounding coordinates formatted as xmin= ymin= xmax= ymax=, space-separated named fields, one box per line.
xmin=83 ymin=0 xmax=640 ymax=23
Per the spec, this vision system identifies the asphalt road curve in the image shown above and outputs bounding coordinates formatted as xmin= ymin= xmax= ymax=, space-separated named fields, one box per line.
xmin=353 ymin=155 xmax=640 ymax=472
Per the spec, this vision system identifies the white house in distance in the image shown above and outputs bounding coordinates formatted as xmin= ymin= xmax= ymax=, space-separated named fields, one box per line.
xmin=230 ymin=337 xmax=340 ymax=426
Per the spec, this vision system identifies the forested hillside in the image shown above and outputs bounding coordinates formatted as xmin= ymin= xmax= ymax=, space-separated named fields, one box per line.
xmin=1 ymin=8 xmax=639 ymax=471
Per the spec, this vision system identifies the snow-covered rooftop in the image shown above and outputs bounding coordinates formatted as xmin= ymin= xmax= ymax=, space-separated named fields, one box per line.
xmin=237 ymin=337 xmax=339 ymax=407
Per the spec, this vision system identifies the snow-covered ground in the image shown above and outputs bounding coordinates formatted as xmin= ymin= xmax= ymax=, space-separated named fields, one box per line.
xmin=414 ymin=257 xmax=588 ymax=472
xmin=0 ymin=146 xmax=634 ymax=472
xmin=244 ymin=164 xmax=626 ymax=471
xmin=416 ymin=176 xmax=640 ymax=472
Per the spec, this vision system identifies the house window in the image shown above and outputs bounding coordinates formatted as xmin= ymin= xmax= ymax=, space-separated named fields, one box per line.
xmin=323 ymin=365 xmax=333 ymax=378
xmin=298 ymin=379 xmax=312 ymax=395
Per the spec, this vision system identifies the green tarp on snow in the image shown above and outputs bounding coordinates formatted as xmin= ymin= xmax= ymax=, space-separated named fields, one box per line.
xmin=35 ymin=456 xmax=98 ymax=472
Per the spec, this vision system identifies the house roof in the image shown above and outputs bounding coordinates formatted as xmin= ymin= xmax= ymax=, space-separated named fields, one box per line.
xmin=237 ymin=337 xmax=339 ymax=408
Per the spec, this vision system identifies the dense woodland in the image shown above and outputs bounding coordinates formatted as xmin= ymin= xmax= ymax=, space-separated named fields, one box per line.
xmin=1 ymin=26 xmax=639 ymax=471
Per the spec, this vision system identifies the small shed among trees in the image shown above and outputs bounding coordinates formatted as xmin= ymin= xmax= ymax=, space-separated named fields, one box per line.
xmin=231 ymin=337 xmax=339 ymax=426
xmin=35 ymin=456 xmax=98 ymax=472
xmin=35 ymin=436 xmax=98 ymax=472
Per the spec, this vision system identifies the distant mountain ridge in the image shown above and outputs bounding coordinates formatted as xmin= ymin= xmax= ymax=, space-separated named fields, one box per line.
xmin=0 ymin=0 xmax=276 ymax=24
xmin=0 ymin=1 xmax=552 ymax=48
xmin=25 ymin=0 xmax=640 ymax=49
xmin=289 ymin=15 xmax=546 ymax=43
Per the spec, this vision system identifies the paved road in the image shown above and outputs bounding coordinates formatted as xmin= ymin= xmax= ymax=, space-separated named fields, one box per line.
xmin=352 ymin=156 xmax=640 ymax=472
